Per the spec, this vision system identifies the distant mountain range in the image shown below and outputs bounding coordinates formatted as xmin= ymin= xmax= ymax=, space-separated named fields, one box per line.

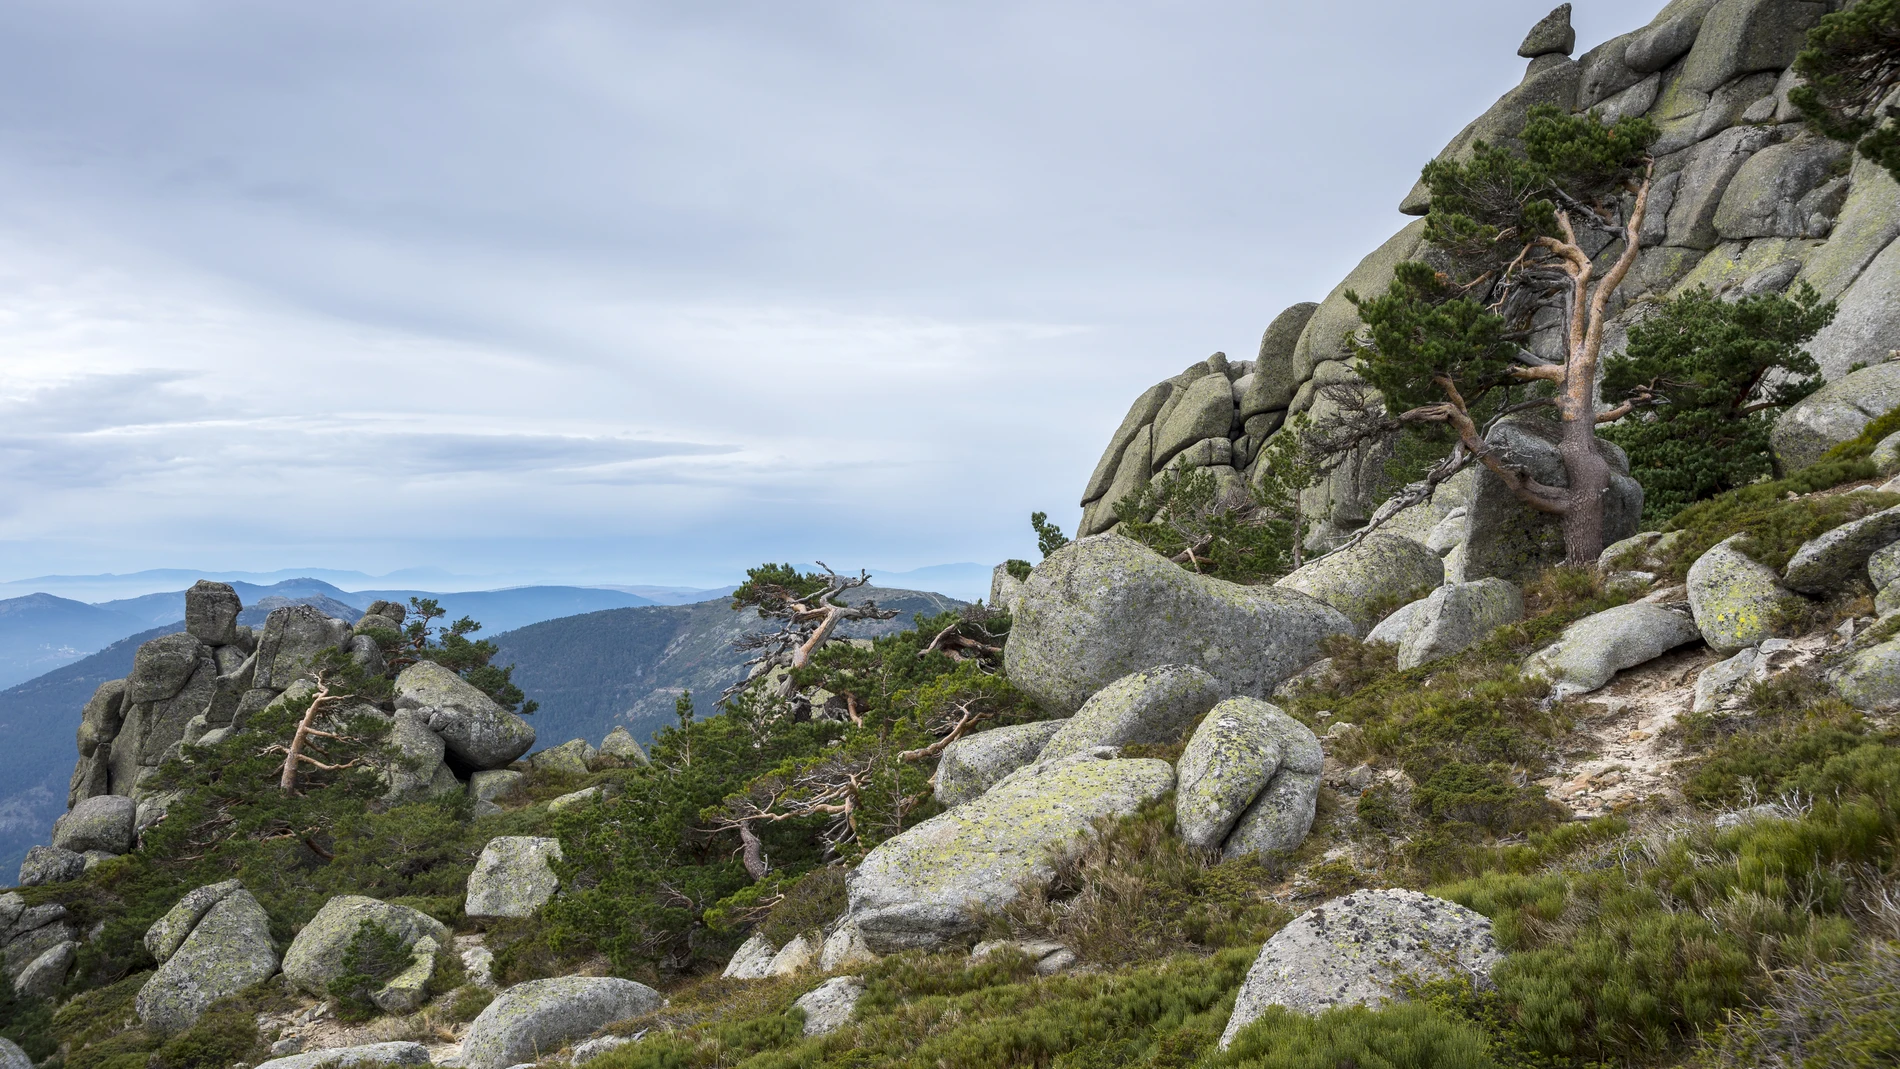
xmin=493 ymin=584 xmax=963 ymax=750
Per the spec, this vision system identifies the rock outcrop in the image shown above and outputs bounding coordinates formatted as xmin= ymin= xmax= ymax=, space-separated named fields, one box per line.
xmin=255 ymin=1042 xmax=431 ymax=1069
xmin=1688 ymin=535 xmax=1806 ymax=652
xmin=280 ymin=896 xmax=449 ymax=998
xmin=933 ymin=720 xmax=1067 ymax=807
xmin=846 ymin=751 xmax=1174 ymax=952
xmin=1386 ymin=579 xmax=1524 ymax=668
xmin=462 ymin=976 xmax=664 ymax=1069
xmin=1220 ymin=889 xmax=1501 ymax=1049
xmin=394 ymin=661 xmax=536 ymax=769
xmin=1524 ymin=603 xmax=1703 ymax=698
xmin=1075 ymin=1 xmax=1894 ymax=554
xmin=1272 ymin=533 xmax=1445 ymax=636
xmin=1005 ymin=535 xmax=1352 ymax=715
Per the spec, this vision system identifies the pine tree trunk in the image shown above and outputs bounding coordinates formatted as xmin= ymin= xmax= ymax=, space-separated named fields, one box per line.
xmin=1559 ymin=415 xmax=1610 ymax=566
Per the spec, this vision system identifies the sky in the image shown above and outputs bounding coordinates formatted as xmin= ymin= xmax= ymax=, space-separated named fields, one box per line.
xmin=0 ymin=0 xmax=1667 ymax=591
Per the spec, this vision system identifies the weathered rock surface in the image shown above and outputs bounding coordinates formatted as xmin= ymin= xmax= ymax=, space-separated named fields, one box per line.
xmin=17 ymin=846 xmax=86 ymax=888
xmin=1273 ymin=533 xmax=1445 ymax=637
xmin=52 ymin=794 xmax=135 ymax=854
xmin=466 ymin=837 xmax=563 ymax=919
xmin=1039 ymin=665 xmax=1225 ymax=761
xmin=384 ymin=711 xmax=453 ymax=802
xmin=254 ymin=1042 xmax=431 ymax=1069
xmin=469 ymin=769 xmax=522 ymax=817
xmin=15 ymin=942 xmax=75 ymax=999
xmin=1782 ymin=505 xmax=1900 ymax=595
xmin=530 ymin=738 xmax=595 ymax=777
xmin=137 ymin=886 xmax=278 ymax=1032
xmin=1175 ymin=698 xmax=1321 ymax=857
xmin=1005 ymin=534 xmax=1352 ymax=716
xmin=765 ymin=932 xmax=819 ymax=977
xmin=1773 ymin=363 xmax=1900 ymax=470
xmin=722 ymin=933 xmax=776 ymax=980
xmin=394 ymin=661 xmax=535 ymax=769
xmin=252 ymin=605 xmax=352 ymax=691
xmin=934 ymin=720 xmax=1067 ymax=807
xmin=1393 ymin=579 xmax=1523 ymax=668
xmin=847 ymin=752 xmax=1174 ymax=952
xmin=1524 ymin=603 xmax=1702 ymax=697
xmin=185 ymin=581 xmax=243 ymax=646
xmin=819 ymin=922 xmax=878 ymax=971
xmin=144 ymin=880 xmax=243 ymax=963
xmin=280 ymin=896 xmax=450 ymax=997
xmin=1689 ymin=536 xmax=1807 ymax=652
xmin=128 ymin=632 xmax=208 ymax=704
xmin=0 ymin=1039 xmax=30 ymax=1069
xmin=1219 ymin=889 xmax=1502 ymax=1049
xmin=462 ymin=976 xmax=664 ymax=1069
xmin=795 ymin=976 xmax=864 ymax=1036
xmin=1832 ymin=638 xmax=1900 ymax=709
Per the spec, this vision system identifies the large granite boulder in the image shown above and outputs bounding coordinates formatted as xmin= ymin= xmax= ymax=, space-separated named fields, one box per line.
xmin=1273 ymin=533 xmax=1444 ymax=637
xmin=721 ymin=933 xmax=777 ymax=980
xmin=383 ymin=711 xmax=458 ymax=802
xmin=253 ymin=605 xmax=353 ymax=690
xmin=0 ymin=1039 xmax=29 ymax=1069
xmin=1688 ymin=536 xmax=1807 ymax=653
xmin=598 ymin=727 xmax=649 ymax=766
xmin=1005 ymin=534 xmax=1352 ymax=716
xmin=52 ymin=795 xmax=135 ymax=854
xmin=529 ymin=739 xmax=594 ymax=777
xmin=1393 ymin=579 xmax=1523 ymax=668
xmin=1523 ymin=603 xmax=1702 ymax=698
xmin=136 ymin=884 xmax=278 ymax=1032
xmin=934 ymin=720 xmax=1067 ymax=807
xmin=1832 ymin=638 xmax=1900 ymax=709
xmin=846 ymin=752 xmax=1174 ymax=952
xmin=1240 ymin=303 xmax=1318 ymax=417
xmin=468 ymin=769 xmax=523 ymax=818
xmin=1460 ymin=418 xmax=1642 ymax=582
xmin=465 ymin=837 xmax=563 ymax=919
xmin=1219 ymin=889 xmax=1501 ymax=1049
xmin=1713 ymin=137 xmax=1852 ymax=241
xmin=127 ymin=632 xmax=208 ymax=704
xmin=185 ymin=581 xmax=243 ymax=646
xmin=462 ymin=976 xmax=663 ymax=1069
xmin=394 ymin=662 xmax=535 ymax=770
xmin=280 ymin=896 xmax=449 ymax=997
xmin=1782 ymin=505 xmax=1900 ymax=595
xmin=1772 ymin=362 xmax=1900 ymax=470
xmin=1175 ymin=698 xmax=1322 ymax=858
xmin=1152 ymin=374 xmax=1234 ymax=469
xmin=1804 ymin=228 xmax=1900 ymax=381
xmin=1039 ymin=665 xmax=1225 ymax=761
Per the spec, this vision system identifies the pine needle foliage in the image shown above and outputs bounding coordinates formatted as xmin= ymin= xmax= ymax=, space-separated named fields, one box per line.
xmin=1792 ymin=0 xmax=1900 ymax=184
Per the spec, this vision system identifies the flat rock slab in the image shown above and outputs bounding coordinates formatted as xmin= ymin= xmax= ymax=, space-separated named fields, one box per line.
xmin=1524 ymin=603 xmax=1702 ymax=698
xmin=255 ymin=1042 xmax=432 ymax=1069
xmin=1005 ymin=534 xmax=1352 ymax=715
xmin=462 ymin=976 xmax=663 ymax=1069
xmin=1039 ymin=665 xmax=1224 ymax=761
xmin=847 ymin=753 xmax=1175 ymax=952
xmin=1219 ymin=889 xmax=1501 ymax=1049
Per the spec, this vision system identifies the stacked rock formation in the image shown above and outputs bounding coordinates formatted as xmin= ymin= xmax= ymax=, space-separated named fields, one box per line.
xmin=1077 ymin=0 xmax=1900 ymax=571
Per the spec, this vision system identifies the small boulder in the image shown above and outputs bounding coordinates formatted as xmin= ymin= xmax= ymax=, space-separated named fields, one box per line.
xmin=1039 ymin=665 xmax=1225 ymax=762
xmin=52 ymin=795 xmax=135 ymax=855
xmin=469 ymin=769 xmax=523 ymax=817
xmin=17 ymin=847 xmax=85 ymax=888
xmin=280 ymin=896 xmax=450 ymax=997
xmin=254 ymin=1042 xmax=431 ymax=1069
xmin=462 ymin=976 xmax=664 ymax=1069
xmin=136 ymin=887 xmax=278 ymax=1032
xmin=970 ymin=938 xmax=1076 ymax=975
xmin=1688 ymin=536 xmax=1807 ymax=653
xmin=1274 ymin=533 xmax=1445 ymax=637
xmin=369 ymin=936 xmax=438 ymax=1016
xmin=1517 ymin=3 xmax=1575 ymax=58
xmin=1832 ymin=638 xmax=1900 ymax=709
xmin=185 ymin=581 xmax=243 ymax=646
xmin=847 ymin=752 xmax=1174 ymax=952
xmin=794 ymin=976 xmax=864 ymax=1037
xmin=1394 ymin=579 xmax=1523 ymax=668
xmin=466 ymin=837 xmax=563 ymax=919
xmin=1874 ymin=431 xmax=1900 ymax=477
xmin=721 ymin=933 xmax=776 ymax=980
xmin=0 ymin=1039 xmax=30 ymax=1069
xmin=1782 ymin=505 xmax=1900 ymax=595
xmin=1219 ymin=889 xmax=1501 ymax=1049
xmin=598 ymin=727 xmax=648 ymax=765
xmin=144 ymin=880 xmax=243 ymax=963
xmin=384 ymin=711 xmax=452 ymax=802
xmin=1524 ymin=603 xmax=1702 ymax=698
xmin=394 ymin=662 xmax=535 ymax=769
xmin=15 ymin=942 xmax=75 ymax=1000
xmin=529 ymin=739 xmax=595 ymax=777
xmin=819 ymin=922 xmax=877 ymax=971
xmin=1695 ymin=648 xmax=1762 ymax=714
xmin=765 ymin=931 xmax=819 ymax=977
xmin=934 ymin=720 xmax=1067 ymax=807
xmin=1175 ymin=698 xmax=1321 ymax=857
xmin=1006 ymin=534 xmax=1352 ymax=715
xmin=1363 ymin=598 xmax=1426 ymax=646
xmin=547 ymin=787 xmax=602 ymax=812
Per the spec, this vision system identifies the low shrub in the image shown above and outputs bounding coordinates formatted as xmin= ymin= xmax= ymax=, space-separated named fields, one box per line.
xmin=1216 ymin=1002 xmax=1499 ymax=1069
xmin=328 ymin=921 xmax=414 ymax=1021
xmin=1660 ymin=478 xmax=1898 ymax=579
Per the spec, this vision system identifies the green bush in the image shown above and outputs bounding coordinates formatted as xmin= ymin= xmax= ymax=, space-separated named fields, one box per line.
xmin=151 ymin=1000 xmax=264 ymax=1069
xmin=0 ymin=969 xmax=56 ymax=1062
xmin=1661 ymin=481 xmax=1899 ymax=578
xmin=328 ymin=921 xmax=413 ymax=1021
xmin=1217 ymin=1002 xmax=1499 ymax=1069
xmin=759 ymin=866 xmax=848 ymax=947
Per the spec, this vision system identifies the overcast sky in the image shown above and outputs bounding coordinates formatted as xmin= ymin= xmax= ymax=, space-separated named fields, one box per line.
xmin=0 ymin=0 xmax=1666 ymax=590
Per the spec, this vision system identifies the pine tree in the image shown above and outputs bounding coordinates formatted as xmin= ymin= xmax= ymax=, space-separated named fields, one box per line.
xmin=1347 ymin=104 xmax=1658 ymax=564
xmin=1791 ymin=0 xmax=1900 ymax=184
